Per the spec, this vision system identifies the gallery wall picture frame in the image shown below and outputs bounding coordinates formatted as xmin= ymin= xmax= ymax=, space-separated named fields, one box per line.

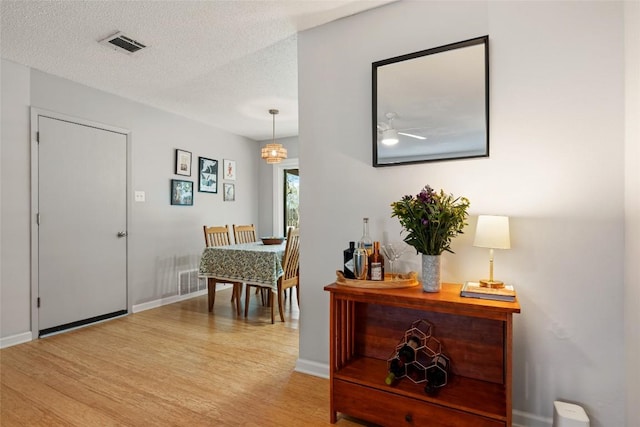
xmin=198 ymin=157 xmax=218 ymax=193
xmin=223 ymin=183 xmax=235 ymax=202
xmin=175 ymin=149 xmax=192 ymax=176
xmin=223 ymin=159 xmax=236 ymax=180
xmin=171 ymin=179 xmax=194 ymax=206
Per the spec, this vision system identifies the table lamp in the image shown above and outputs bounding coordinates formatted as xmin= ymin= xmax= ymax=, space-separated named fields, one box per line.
xmin=473 ymin=215 xmax=511 ymax=288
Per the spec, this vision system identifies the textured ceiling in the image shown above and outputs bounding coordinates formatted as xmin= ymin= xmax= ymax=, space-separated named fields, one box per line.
xmin=1 ymin=0 xmax=391 ymax=141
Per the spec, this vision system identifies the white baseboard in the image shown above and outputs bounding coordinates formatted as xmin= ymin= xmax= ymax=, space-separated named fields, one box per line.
xmin=513 ymin=409 xmax=553 ymax=427
xmin=295 ymin=358 xmax=329 ymax=379
xmin=0 ymin=331 xmax=34 ymax=349
xmin=131 ymin=288 xmax=211 ymax=313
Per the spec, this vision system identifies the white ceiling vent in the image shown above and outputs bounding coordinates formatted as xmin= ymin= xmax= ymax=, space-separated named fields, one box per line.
xmin=99 ymin=31 xmax=146 ymax=54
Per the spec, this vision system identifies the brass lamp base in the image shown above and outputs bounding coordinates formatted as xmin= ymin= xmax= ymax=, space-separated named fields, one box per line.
xmin=479 ymin=279 xmax=505 ymax=289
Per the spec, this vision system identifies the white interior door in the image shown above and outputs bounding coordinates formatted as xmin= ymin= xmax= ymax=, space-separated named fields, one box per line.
xmin=38 ymin=115 xmax=127 ymax=334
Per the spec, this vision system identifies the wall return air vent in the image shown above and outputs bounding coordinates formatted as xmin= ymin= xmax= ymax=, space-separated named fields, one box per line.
xmin=99 ymin=31 xmax=146 ymax=54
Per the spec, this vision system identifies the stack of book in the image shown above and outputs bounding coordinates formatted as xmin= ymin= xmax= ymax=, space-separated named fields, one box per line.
xmin=460 ymin=281 xmax=516 ymax=302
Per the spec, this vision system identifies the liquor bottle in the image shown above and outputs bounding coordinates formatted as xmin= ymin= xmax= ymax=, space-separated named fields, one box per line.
xmin=359 ymin=217 xmax=373 ymax=255
xmin=343 ymin=241 xmax=356 ymax=279
xmin=368 ymin=241 xmax=385 ymax=281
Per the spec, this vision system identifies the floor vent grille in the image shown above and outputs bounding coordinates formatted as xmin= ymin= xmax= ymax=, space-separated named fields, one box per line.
xmin=178 ymin=269 xmax=206 ymax=295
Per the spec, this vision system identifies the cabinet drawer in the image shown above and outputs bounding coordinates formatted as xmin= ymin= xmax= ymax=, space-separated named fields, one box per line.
xmin=334 ymin=380 xmax=505 ymax=427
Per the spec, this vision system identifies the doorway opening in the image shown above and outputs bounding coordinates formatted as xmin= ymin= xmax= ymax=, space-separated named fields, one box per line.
xmin=272 ymin=158 xmax=299 ymax=237
xmin=284 ymin=168 xmax=299 ymax=232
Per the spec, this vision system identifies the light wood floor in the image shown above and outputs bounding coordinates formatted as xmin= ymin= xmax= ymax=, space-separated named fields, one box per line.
xmin=1 ymin=288 xmax=367 ymax=426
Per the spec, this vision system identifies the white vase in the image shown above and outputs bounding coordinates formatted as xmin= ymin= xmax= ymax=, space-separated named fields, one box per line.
xmin=421 ymin=254 xmax=441 ymax=292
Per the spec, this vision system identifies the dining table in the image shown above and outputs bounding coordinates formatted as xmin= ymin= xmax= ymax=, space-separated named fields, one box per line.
xmin=198 ymin=241 xmax=286 ymax=315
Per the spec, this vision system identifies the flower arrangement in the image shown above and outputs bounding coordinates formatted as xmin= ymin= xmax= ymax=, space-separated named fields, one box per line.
xmin=391 ymin=185 xmax=470 ymax=256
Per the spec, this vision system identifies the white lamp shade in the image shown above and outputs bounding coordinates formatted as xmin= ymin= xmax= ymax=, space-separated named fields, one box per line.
xmin=473 ymin=215 xmax=511 ymax=249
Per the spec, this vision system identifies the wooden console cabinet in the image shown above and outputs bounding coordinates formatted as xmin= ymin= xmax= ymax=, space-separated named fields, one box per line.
xmin=324 ymin=282 xmax=521 ymax=426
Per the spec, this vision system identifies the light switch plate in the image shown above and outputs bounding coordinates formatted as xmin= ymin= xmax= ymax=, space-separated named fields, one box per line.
xmin=134 ymin=190 xmax=145 ymax=202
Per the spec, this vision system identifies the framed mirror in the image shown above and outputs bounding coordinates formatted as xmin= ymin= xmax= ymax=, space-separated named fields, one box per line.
xmin=373 ymin=36 xmax=489 ymax=167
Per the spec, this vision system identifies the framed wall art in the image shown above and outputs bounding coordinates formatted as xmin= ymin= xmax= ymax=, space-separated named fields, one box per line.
xmin=170 ymin=179 xmax=193 ymax=206
xmin=175 ymin=149 xmax=192 ymax=176
xmin=223 ymin=183 xmax=235 ymax=201
xmin=223 ymin=159 xmax=236 ymax=180
xmin=198 ymin=157 xmax=218 ymax=193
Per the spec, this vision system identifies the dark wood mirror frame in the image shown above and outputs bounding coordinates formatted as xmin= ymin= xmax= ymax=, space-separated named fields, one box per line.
xmin=372 ymin=36 xmax=490 ymax=167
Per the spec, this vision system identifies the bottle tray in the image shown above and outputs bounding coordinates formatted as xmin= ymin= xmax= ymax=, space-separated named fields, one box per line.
xmin=335 ymin=270 xmax=419 ymax=289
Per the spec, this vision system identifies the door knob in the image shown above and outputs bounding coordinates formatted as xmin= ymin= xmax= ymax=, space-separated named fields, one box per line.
xmin=117 ymin=231 xmax=127 ymax=238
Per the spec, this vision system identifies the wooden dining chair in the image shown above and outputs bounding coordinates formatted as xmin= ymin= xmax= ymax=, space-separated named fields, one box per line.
xmin=232 ymin=224 xmax=257 ymax=244
xmin=233 ymin=223 xmax=269 ymax=303
xmin=244 ymin=227 xmax=300 ymax=323
xmin=276 ymin=227 xmax=300 ymax=322
xmin=203 ymin=225 xmax=232 ymax=247
xmin=203 ymin=225 xmax=241 ymax=314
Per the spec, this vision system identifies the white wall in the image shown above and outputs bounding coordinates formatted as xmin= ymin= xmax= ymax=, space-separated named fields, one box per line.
xmin=1 ymin=60 xmax=31 ymax=340
xmin=1 ymin=61 xmax=260 ymax=340
xmin=624 ymin=1 xmax=640 ymax=426
xmin=297 ymin=1 xmax=632 ymax=426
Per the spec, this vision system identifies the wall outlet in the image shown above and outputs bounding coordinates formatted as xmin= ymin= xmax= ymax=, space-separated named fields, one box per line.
xmin=134 ymin=190 xmax=145 ymax=202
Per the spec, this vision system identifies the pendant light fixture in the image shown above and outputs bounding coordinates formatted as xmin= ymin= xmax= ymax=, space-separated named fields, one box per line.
xmin=261 ymin=109 xmax=287 ymax=164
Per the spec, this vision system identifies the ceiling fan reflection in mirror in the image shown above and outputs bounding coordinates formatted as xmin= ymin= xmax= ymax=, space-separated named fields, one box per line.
xmin=377 ymin=112 xmax=427 ymax=146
